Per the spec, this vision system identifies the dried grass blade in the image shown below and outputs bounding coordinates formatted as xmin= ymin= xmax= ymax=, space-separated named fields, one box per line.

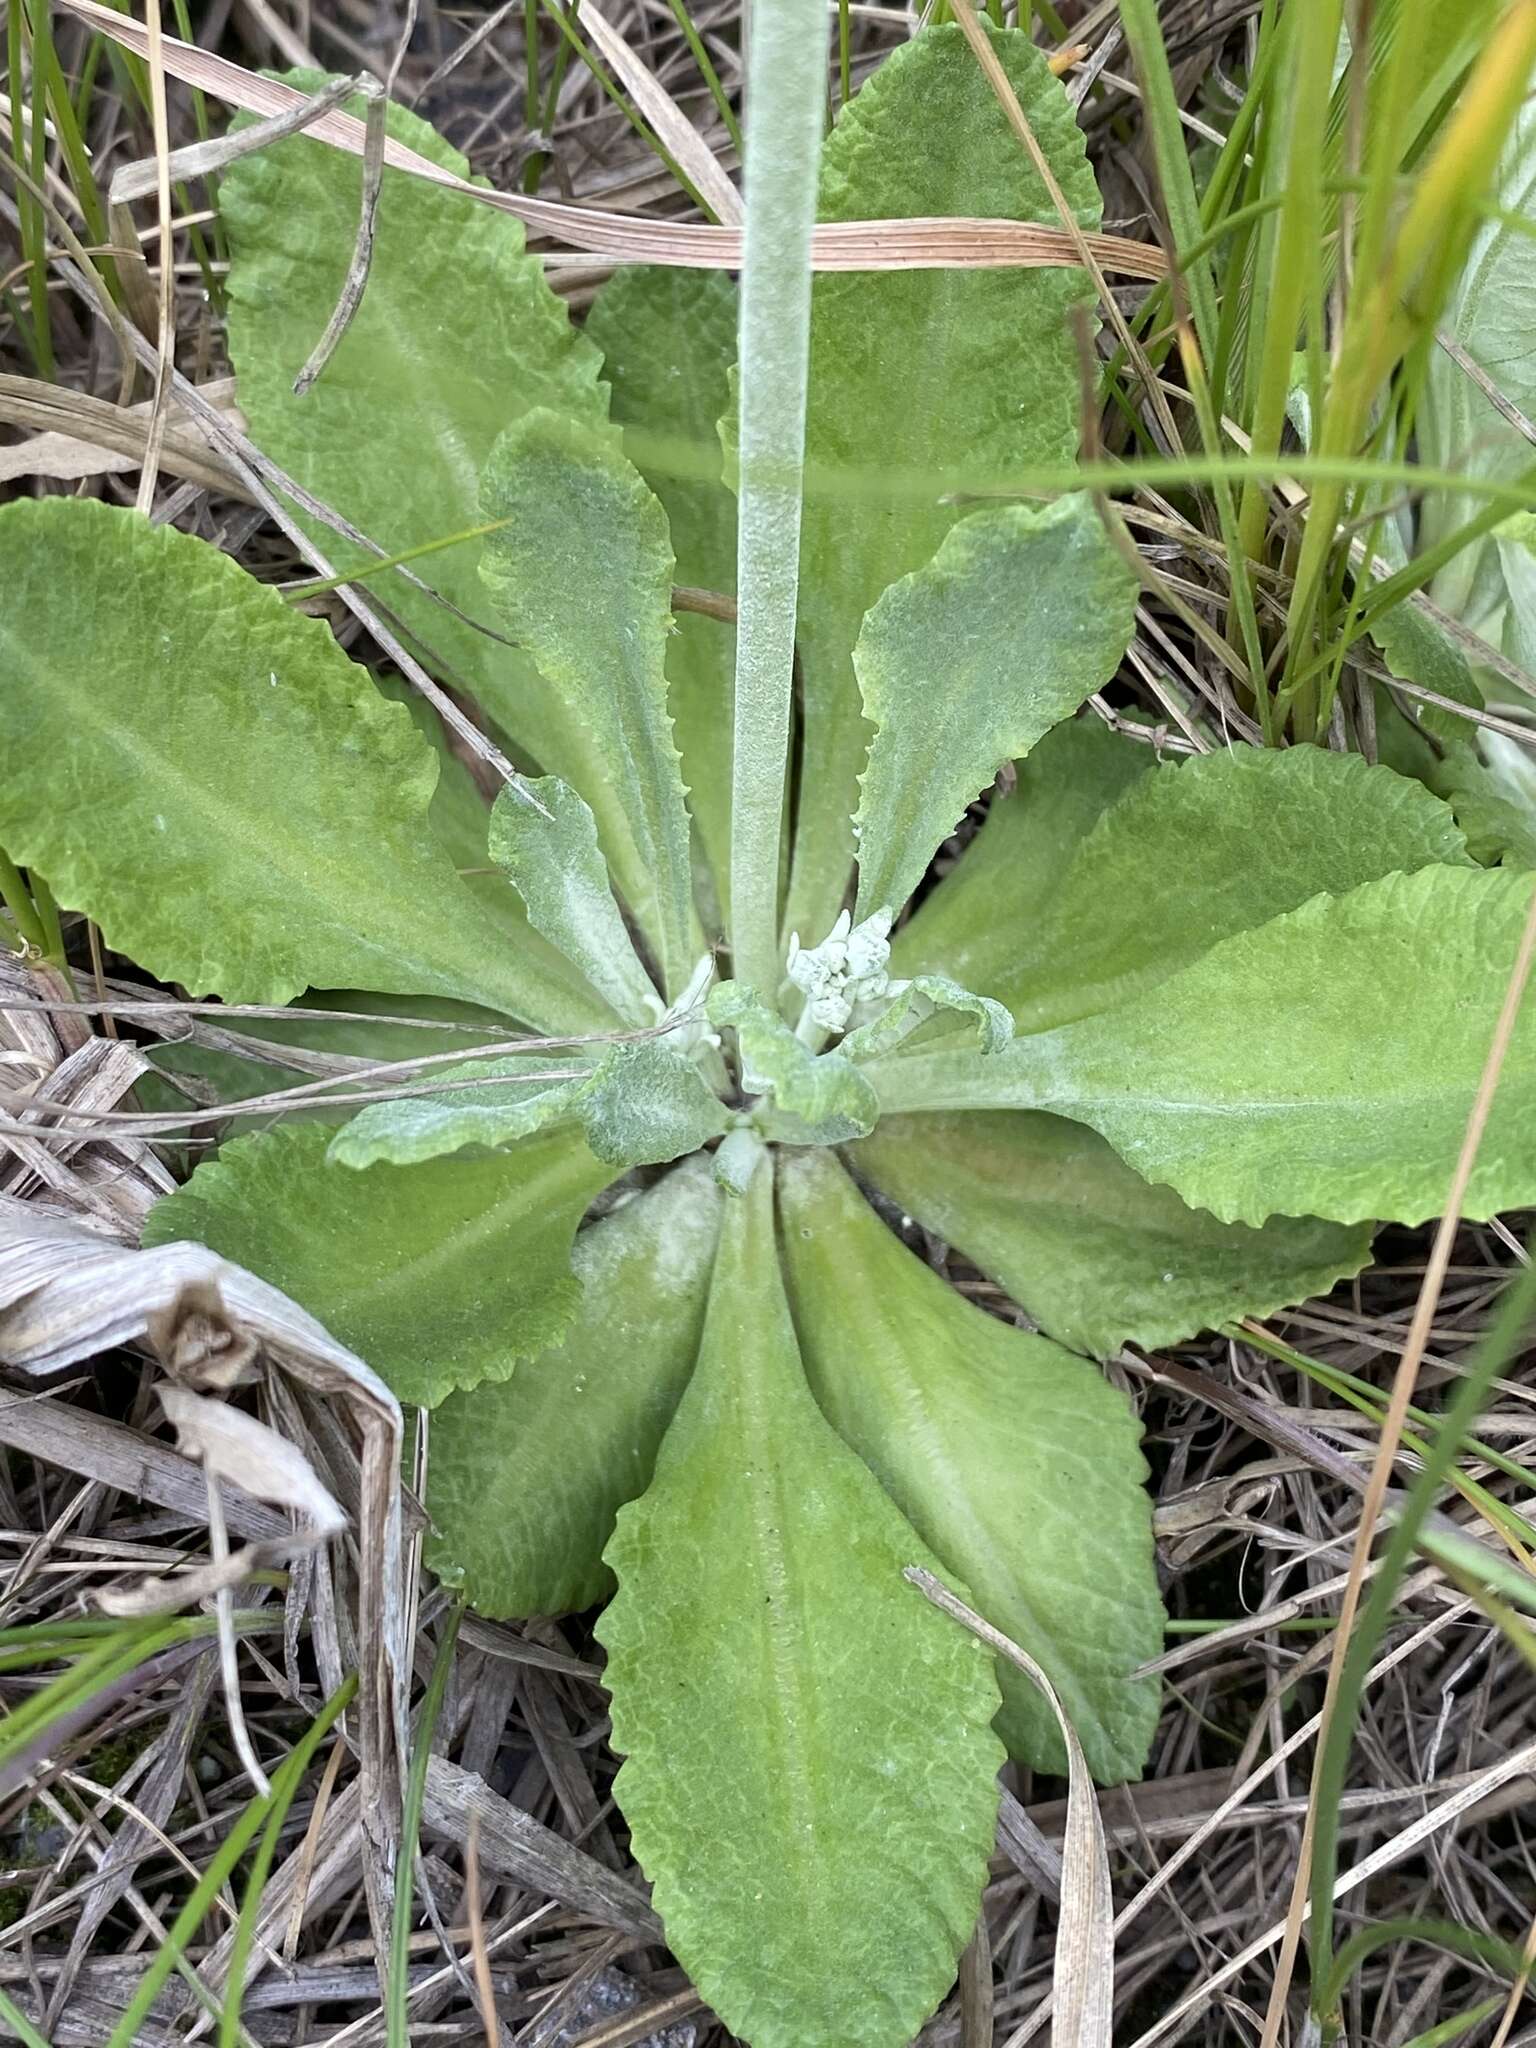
xmin=906 ymin=1567 xmax=1111 ymax=2048
xmin=56 ymin=0 xmax=1165 ymax=277
xmin=575 ymin=0 xmax=742 ymax=225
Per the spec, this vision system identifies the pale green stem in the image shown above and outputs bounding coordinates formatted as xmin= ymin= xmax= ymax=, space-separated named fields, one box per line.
xmin=728 ymin=0 xmax=829 ymax=1002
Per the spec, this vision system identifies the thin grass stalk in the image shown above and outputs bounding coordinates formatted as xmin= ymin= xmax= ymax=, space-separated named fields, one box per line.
xmin=1237 ymin=0 xmax=1343 ymax=560
xmin=0 ymin=1988 xmax=52 ymax=2048
xmin=102 ymin=1677 xmax=355 ymax=2048
xmin=386 ymin=1603 xmax=463 ymax=2048
xmin=727 ymin=0 xmax=829 ymax=997
xmin=665 ymin=0 xmax=742 ymax=154
xmin=1305 ymin=1249 xmax=1536 ymax=2007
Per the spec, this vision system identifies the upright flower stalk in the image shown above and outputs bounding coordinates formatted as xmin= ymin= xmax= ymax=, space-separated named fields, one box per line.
xmin=728 ymin=0 xmax=831 ymax=1000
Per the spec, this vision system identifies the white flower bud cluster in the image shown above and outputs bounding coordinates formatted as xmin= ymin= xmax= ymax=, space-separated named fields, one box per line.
xmin=785 ymin=907 xmax=904 ymax=1033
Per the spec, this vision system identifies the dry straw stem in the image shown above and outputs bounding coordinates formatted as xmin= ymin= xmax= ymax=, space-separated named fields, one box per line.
xmin=1260 ymin=876 xmax=1536 ymax=2045
xmin=57 ymin=0 xmax=1167 ymax=279
xmin=906 ymin=1567 xmax=1113 ymax=2048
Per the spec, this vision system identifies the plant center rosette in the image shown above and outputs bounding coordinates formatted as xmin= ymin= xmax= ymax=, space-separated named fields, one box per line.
xmin=4 ymin=25 xmax=1536 ymax=2048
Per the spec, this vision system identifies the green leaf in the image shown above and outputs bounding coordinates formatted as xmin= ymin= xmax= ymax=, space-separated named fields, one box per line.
xmin=778 ymin=1149 xmax=1161 ymax=1780
xmin=599 ymin=1165 xmax=1003 ymax=2048
xmin=586 ymin=267 xmax=738 ymax=919
xmin=381 ymin=684 xmax=621 ymax=1030
xmin=872 ymin=866 xmax=1536 ymax=1228
xmin=329 ymin=1040 xmax=727 ymax=1171
xmin=489 ymin=778 xmax=660 ymax=1024
xmin=222 ymin=79 xmax=616 ymax=787
xmin=788 ymin=22 xmax=1099 ymax=944
xmin=480 ymin=410 xmax=697 ymax=995
xmin=143 ymin=1122 xmax=615 ymax=1405
xmin=427 ymin=1159 xmax=721 ymax=1616
xmin=841 ymin=977 xmax=1013 ymax=1061
xmin=893 ymin=714 xmax=1153 ymax=986
xmin=707 ymin=982 xmax=878 ymax=1142
xmin=932 ymin=745 xmax=1469 ymax=1030
xmin=852 ymin=497 xmax=1137 ymax=919
xmin=1418 ymin=97 xmax=1536 ymax=594
xmin=0 ymin=499 xmax=590 ymax=1032
xmin=1441 ymin=733 xmax=1536 ymax=868
xmin=851 ymin=1111 xmax=1373 ymax=1355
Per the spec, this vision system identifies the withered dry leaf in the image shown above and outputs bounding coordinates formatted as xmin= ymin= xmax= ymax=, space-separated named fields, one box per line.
xmin=0 ymin=1202 xmax=408 ymax=1944
xmin=157 ymin=1383 xmax=347 ymax=1539
xmin=148 ymin=1276 xmax=260 ymax=1390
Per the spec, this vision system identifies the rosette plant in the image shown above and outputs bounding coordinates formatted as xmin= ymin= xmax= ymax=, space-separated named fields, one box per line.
xmin=5 ymin=17 xmax=1536 ymax=2048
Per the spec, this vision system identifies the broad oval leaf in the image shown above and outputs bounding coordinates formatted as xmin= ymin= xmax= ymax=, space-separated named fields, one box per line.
xmin=599 ymin=1166 xmax=1003 ymax=2048
xmin=143 ymin=1121 xmax=615 ymax=1405
xmin=851 ymin=1111 xmax=1373 ymax=1355
xmin=0 ymin=499 xmax=591 ymax=1030
xmin=872 ymin=866 xmax=1536 ymax=1228
xmin=778 ymin=1149 xmax=1162 ymax=1782
xmin=586 ymin=267 xmax=738 ymax=919
xmin=852 ymin=496 xmax=1137 ymax=920
xmin=788 ymin=21 xmax=1100 ymax=944
xmin=222 ymin=78 xmax=615 ymax=784
xmin=480 ymin=410 xmax=697 ymax=995
xmin=895 ymin=715 xmax=1153 ymax=986
xmin=919 ymin=744 xmax=1470 ymax=1030
xmin=489 ymin=777 xmax=661 ymax=1025
xmin=427 ymin=1159 xmax=721 ymax=1616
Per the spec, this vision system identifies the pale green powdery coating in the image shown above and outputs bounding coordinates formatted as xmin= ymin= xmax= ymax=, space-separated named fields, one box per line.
xmin=852 ymin=496 xmax=1137 ymax=920
xmin=778 ymin=1149 xmax=1161 ymax=1781
xmin=873 ymin=866 xmax=1536 ymax=1228
xmin=788 ymin=22 xmax=1100 ymax=946
xmin=143 ymin=1122 xmax=616 ymax=1406
xmin=0 ymin=499 xmax=583 ymax=1032
xmin=222 ymin=78 xmax=616 ymax=787
xmin=852 ymin=1111 xmax=1373 ymax=1356
xmin=480 ymin=410 xmax=697 ymax=996
xmin=488 ymin=778 xmax=660 ymax=1025
xmin=427 ymin=1160 xmax=722 ymax=1616
xmin=586 ymin=268 xmax=738 ymax=920
xmin=599 ymin=1167 xmax=1003 ymax=2048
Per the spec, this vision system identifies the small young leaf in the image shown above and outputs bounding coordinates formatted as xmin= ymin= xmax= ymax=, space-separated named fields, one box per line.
xmin=330 ymin=1041 xmax=727 ymax=1172
xmin=489 ymin=778 xmax=661 ymax=1024
xmin=1442 ymin=732 xmax=1536 ymax=868
xmin=222 ymin=79 xmax=615 ymax=785
xmin=872 ymin=867 xmax=1536 ymax=1228
xmin=143 ymin=1122 xmax=615 ymax=1405
xmin=427 ymin=1159 xmax=721 ymax=1616
xmin=934 ymin=745 xmax=1470 ymax=1030
xmin=707 ymin=982 xmax=878 ymax=1142
xmin=852 ymin=1111 xmax=1373 ymax=1355
xmin=599 ymin=1166 xmax=1003 ymax=2048
xmin=327 ymin=1054 xmax=598 ymax=1169
xmin=480 ymin=410 xmax=697 ymax=996
xmin=587 ymin=268 xmax=738 ymax=917
xmin=0 ymin=500 xmax=587 ymax=1031
xmin=841 ymin=977 xmax=1013 ymax=1061
xmin=788 ymin=22 xmax=1100 ymax=944
xmin=852 ymin=497 xmax=1137 ymax=919
xmin=382 ymin=683 xmax=620 ymax=1028
xmin=579 ymin=1042 xmax=729 ymax=1167
xmin=896 ymin=715 xmax=1153 ymax=986
xmin=778 ymin=1149 xmax=1162 ymax=1781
